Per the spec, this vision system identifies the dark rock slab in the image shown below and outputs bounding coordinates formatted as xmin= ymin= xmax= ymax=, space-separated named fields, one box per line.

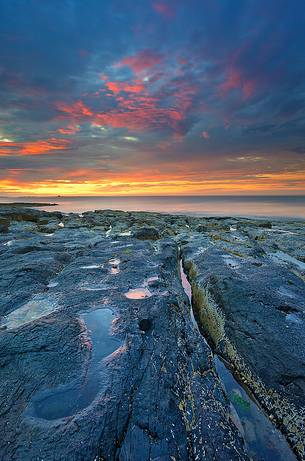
xmin=132 ymin=226 xmax=160 ymax=240
xmin=0 ymin=208 xmax=248 ymax=461
xmin=181 ymin=228 xmax=305 ymax=459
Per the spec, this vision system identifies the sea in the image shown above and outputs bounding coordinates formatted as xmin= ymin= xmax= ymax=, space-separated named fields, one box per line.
xmin=1 ymin=195 xmax=305 ymax=219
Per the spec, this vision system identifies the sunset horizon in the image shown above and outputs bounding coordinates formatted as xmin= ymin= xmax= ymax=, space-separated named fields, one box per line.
xmin=1 ymin=1 xmax=305 ymax=197
xmin=1 ymin=2 xmax=305 ymax=458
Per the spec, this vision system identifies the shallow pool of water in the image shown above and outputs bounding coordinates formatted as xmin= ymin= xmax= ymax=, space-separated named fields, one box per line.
xmin=124 ymin=287 xmax=152 ymax=299
xmin=143 ymin=276 xmax=159 ymax=287
xmin=30 ymin=308 xmax=121 ymax=420
xmin=179 ymin=257 xmax=296 ymax=461
xmin=215 ymin=357 xmax=296 ymax=461
xmin=179 ymin=259 xmax=200 ymax=333
xmin=80 ymin=264 xmax=104 ymax=269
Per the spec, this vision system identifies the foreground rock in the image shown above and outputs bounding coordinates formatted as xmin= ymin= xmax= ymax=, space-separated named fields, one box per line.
xmin=181 ymin=225 xmax=305 ymax=459
xmin=0 ymin=206 xmax=304 ymax=460
xmin=0 ymin=207 xmax=247 ymax=461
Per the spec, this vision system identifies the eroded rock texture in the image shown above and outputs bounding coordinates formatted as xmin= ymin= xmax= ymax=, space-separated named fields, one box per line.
xmin=0 ymin=207 xmax=248 ymax=461
xmin=181 ymin=221 xmax=305 ymax=458
xmin=0 ymin=206 xmax=304 ymax=460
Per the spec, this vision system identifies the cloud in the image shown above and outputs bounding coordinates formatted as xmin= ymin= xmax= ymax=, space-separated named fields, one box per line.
xmin=201 ymin=131 xmax=209 ymax=139
xmin=57 ymin=101 xmax=93 ymax=118
xmin=0 ymin=138 xmax=71 ymax=156
xmin=0 ymin=136 xmax=14 ymax=143
xmin=219 ymin=67 xmax=256 ymax=99
xmin=105 ymin=81 xmax=145 ymax=94
xmin=122 ymin=136 xmax=139 ymax=142
xmin=115 ymin=49 xmax=162 ymax=73
xmin=57 ymin=124 xmax=80 ymax=135
xmin=1 ymin=0 xmax=305 ymax=194
xmin=152 ymin=2 xmax=176 ymax=19
xmin=56 ymin=74 xmax=188 ymax=133
xmin=20 ymin=138 xmax=71 ymax=155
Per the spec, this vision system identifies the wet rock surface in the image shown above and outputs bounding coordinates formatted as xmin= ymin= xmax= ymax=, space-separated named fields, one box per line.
xmin=0 ymin=206 xmax=304 ymax=460
xmin=180 ymin=221 xmax=305 ymax=459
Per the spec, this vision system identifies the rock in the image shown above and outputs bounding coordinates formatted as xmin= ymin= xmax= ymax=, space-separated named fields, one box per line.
xmin=138 ymin=318 xmax=152 ymax=332
xmin=133 ymin=226 xmax=160 ymax=240
xmin=182 ymin=229 xmax=305 ymax=458
xmin=1 ymin=207 xmax=304 ymax=460
xmin=0 ymin=208 xmax=249 ymax=461
xmin=196 ymin=224 xmax=207 ymax=232
xmin=0 ymin=202 xmax=57 ymax=208
xmin=0 ymin=217 xmax=9 ymax=233
xmin=258 ymin=221 xmax=272 ymax=228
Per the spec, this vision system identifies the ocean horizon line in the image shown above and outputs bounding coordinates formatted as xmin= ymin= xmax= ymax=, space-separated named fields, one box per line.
xmin=1 ymin=194 xmax=305 ymax=199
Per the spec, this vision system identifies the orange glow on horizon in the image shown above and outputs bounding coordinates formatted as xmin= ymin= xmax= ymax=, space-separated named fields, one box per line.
xmin=1 ymin=168 xmax=305 ymax=196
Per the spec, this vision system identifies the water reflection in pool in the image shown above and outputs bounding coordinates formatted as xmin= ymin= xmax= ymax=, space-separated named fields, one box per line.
xmin=30 ymin=308 xmax=121 ymax=420
xmin=124 ymin=287 xmax=152 ymax=299
xmin=215 ymin=357 xmax=296 ymax=461
xmin=179 ymin=257 xmax=296 ymax=461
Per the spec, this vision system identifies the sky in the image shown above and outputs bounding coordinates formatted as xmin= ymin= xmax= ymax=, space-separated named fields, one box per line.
xmin=0 ymin=0 xmax=305 ymax=196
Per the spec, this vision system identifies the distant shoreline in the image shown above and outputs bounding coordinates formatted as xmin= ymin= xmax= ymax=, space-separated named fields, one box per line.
xmin=0 ymin=202 xmax=58 ymax=207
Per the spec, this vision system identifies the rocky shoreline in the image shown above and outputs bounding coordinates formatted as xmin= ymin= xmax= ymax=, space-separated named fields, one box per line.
xmin=0 ymin=205 xmax=304 ymax=460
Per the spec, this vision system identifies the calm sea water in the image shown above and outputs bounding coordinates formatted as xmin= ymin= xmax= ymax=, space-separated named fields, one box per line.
xmin=1 ymin=196 xmax=305 ymax=219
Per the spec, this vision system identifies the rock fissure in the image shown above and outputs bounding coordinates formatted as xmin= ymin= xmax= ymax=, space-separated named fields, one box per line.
xmin=0 ymin=206 xmax=304 ymax=460
xmin=180 ymin=248 xmax=302 ymax=460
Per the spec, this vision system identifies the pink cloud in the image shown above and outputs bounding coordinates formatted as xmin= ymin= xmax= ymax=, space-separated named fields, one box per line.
xmin=201 ymin=131 xmax=209 ymax=139
xmin=57 ymin=124 xmax=80 ymax=135
xmin=172 ymin=82 xmax=198 ymax=112
xmin=219 ymin=67 xmax=256 ymax=99
xmin=57 ymin=93 xmax=183 ymax=132
xmin=105 ymin=81 xmax=145 ymax=94
xmin=242 ymin=79 xmax=256 ymax=99
xmin=105 ymin=82 xmax=121 ymax=94
xmin=56 ymin=71 xmax=198 ymax=134
xmin=56 ymin=100 xmax=93 ymax=119
xmin=152 ymin=1 xmax=176 ymax=19
xmin=115 ymin=49 xmax=162 ymax=73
